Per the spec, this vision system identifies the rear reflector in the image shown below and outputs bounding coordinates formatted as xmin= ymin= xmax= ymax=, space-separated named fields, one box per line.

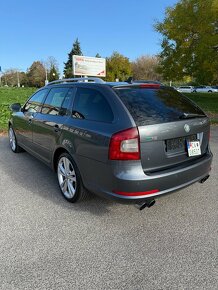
xmin=113 ymin=189 xmax=159 ymax=196
xmin=139 ymin=84 xmax=160 ymax=88
xmin=109 ymin=127 xmax=140 ymax=160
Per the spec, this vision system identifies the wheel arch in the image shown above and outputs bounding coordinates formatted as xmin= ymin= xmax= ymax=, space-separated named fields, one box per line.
xmin=52 ymin=147 xmax=69 ymax=172
xmin=8 ymin=120 xmax=12 ymax=128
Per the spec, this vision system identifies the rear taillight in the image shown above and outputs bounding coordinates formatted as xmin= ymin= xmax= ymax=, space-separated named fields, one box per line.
xmin=109 ymin=128 xmax=140 ymax=160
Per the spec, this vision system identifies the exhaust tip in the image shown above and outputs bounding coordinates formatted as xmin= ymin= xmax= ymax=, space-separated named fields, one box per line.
xmin=199 ymin=175 xmax=210 ymax=184
xmin=147 ymin=199 xmax=156 ymax=208
xmin=135 ymin=199 xmax=156 ymax=210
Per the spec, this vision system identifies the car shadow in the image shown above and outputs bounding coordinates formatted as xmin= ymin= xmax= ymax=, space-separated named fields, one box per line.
xmin=0 ymin=137 xmax=126 ymax=216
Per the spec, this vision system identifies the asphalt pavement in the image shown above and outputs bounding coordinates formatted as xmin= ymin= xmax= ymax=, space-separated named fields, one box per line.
xmin=0 ymin=128 xmax=217 ymax=290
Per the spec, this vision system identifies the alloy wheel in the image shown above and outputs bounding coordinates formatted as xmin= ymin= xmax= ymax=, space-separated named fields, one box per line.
xmin=57 ymin=157 xmax=77 ymax=199
xmin=9 ymin=127 xmax=16 ymax=151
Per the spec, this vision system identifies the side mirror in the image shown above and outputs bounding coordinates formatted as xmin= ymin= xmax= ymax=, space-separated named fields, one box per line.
xmin=10 ymin=103 xmax=22 ymax=112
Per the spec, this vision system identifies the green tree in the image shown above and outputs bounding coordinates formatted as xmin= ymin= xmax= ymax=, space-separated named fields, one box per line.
xmin=48 ymin=65 xmax=59 ymax=82
xmin=63 ymin=38 xmax=82 ymax=78
xmin=27 ymin=61 xmax=46 ymax=87
xmin=155 ymin=0 xmax=218 ymax=84
xmin=105 ymin=52 xmax=132 ymax=81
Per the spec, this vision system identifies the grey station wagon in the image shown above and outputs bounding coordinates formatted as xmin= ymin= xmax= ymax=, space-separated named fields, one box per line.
xmin=9 ymin=78 xmax=212 ymax=208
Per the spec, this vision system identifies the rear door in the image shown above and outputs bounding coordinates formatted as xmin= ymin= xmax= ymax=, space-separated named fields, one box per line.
xmin=114 ymin=86 xmax=210 ymax=173
xmin=66 ymin=86 xmax=116 ymax=163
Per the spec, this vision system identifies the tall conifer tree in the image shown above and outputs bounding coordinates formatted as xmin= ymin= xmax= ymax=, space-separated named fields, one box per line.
xmin=63 ymin=38 xmax=82 ymax=78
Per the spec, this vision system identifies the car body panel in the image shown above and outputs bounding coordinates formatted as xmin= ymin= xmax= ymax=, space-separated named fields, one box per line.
xmin=12 ymin=111 xmax=34 ymax=147
xmin=74 ymin=150 xmax=212 ymax=203
xmin=31 ymin=113 xmax=70 ymax=163
xmin=138 ymin=117 xmax=210 ymax=172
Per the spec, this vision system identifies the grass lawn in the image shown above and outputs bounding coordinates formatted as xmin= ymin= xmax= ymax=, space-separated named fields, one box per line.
xmin=0 ymin=87 xmax=36 ymax=105
xmin=0 ymin=87 xmax=36 ymax=132
xmin=0 ymin=87 xmax=218 ymax=132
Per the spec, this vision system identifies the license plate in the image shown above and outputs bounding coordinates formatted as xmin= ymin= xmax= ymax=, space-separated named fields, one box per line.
xmin=166 ymin=134 xmax=197 ymax=153
xmin=187 ymin=141 xmax=201 ymax=157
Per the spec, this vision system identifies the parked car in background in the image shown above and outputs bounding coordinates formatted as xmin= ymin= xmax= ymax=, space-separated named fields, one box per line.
xmin=193 ymin=86 xmax=214 ymax=93
xmin=211 ymin=86 xmax=218 ymax=93
xmin=177 ymin=86 xmax=194 ymax=93
xmin=8 ymin=78 xmax=212 ymax=208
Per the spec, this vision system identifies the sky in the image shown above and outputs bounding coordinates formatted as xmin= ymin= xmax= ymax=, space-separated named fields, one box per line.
xmin=0 ymin=0 xmax=178 ymax=75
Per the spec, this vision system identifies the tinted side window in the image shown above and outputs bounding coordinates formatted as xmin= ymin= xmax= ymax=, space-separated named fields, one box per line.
xmin=73 ymin=88 xmax=114 ymax=123
xmin=61 ymin=88 xmax=74 ymax=114
xmin=42 ymin=87 xmax=69 ymax=115
xmin=24 ymin=89 xmax=49 ymax=113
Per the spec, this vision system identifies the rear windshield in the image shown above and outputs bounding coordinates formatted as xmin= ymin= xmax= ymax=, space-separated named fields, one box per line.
xmin=114 ymin=87 xmax=205 ymax=126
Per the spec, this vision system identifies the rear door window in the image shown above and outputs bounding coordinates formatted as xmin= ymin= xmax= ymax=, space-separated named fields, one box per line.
xmin=41 ymin=87 xmax=70 ymax=115
xmin=114 ymin=87 xmax=205 ymax=126
xmin=73 ymin=87 xmax=114 ymax=123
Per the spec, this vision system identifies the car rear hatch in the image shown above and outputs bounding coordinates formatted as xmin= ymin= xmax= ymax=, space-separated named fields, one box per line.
xmin=113 ymin=85 xmax=210 ymax=173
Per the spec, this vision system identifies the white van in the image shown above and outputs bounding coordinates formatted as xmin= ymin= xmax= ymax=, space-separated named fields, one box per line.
xmin=177 ymin=86 xmax=194 ymax=93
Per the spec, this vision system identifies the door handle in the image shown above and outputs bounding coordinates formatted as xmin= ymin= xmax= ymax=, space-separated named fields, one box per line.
xmin=28 ymin=114 xmax=34 ymax=124
xmin=54 ymin=124 xmax=61 ymax=132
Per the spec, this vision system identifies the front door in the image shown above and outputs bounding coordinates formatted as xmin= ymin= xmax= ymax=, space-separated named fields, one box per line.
xmin=32 ymin=87 xmax=74 ymax=163
xmin=14 ymin=88 xmax=49 ymax=149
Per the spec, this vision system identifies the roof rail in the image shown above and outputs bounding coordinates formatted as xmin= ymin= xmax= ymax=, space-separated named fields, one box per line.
xmin=46 ymin=77 xmax=105 ymax=86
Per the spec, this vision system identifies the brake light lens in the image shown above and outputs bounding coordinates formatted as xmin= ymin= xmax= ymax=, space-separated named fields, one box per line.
xmin=139 ymin=84 xmax=160 ymax=88
xmin=109 ymin=127 xmax=140 ymax=160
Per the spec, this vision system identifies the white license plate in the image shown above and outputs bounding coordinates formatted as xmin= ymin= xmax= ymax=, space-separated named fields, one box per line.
xmin=187 ymin=141 xmax=201 ymax=157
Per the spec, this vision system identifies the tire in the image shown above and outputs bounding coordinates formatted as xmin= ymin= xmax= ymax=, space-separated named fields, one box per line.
xmin=57 ymin=153 xmax=89 ymax=203
xmin=208 ymin=90 xmax=212 ymax=93
xmin=8 ymin=126 xmax=24 ymax=153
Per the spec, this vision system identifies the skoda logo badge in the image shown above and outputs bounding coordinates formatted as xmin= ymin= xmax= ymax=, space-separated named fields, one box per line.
xmin=184 ymin=124 xmax=190 ymax=133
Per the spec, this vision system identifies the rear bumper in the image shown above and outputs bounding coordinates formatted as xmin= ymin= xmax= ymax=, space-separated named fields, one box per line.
xmin=83 ymin=151 xmax=213 ymax=203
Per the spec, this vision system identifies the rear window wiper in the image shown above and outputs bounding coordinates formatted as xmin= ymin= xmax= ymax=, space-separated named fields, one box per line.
xmin=179 ymin=113 xmax=206 ymax=119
